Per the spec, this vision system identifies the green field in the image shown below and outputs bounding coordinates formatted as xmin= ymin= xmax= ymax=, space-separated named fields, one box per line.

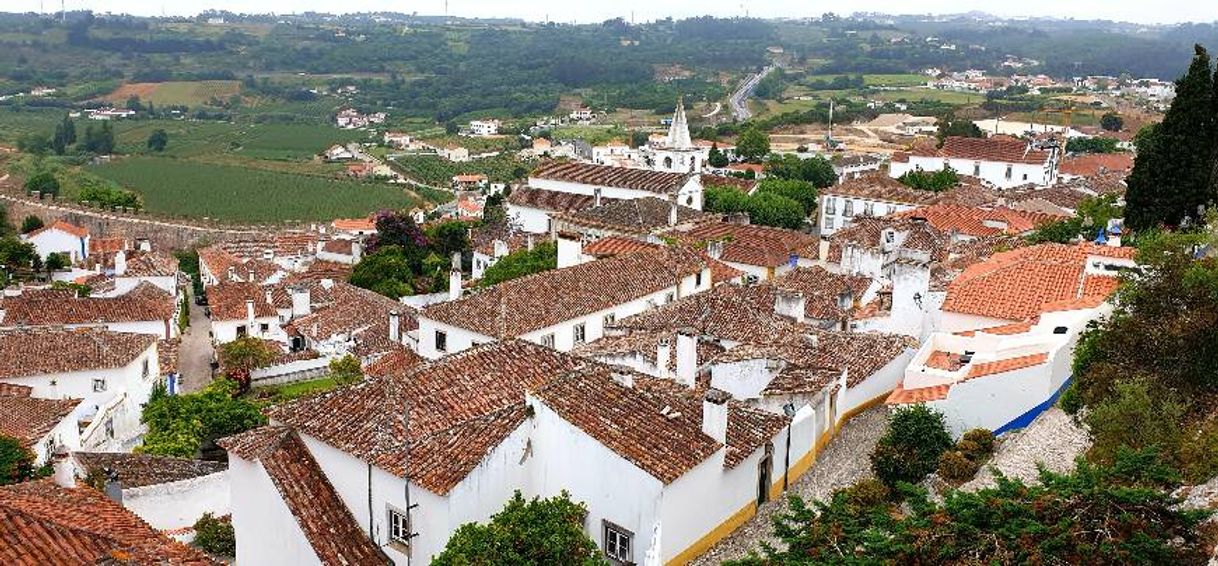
xmin=390 ymin=153 xmax=531 ymax=186
xmin=105 ymin=80 xmax=242 ymax=107
xmin=871 ymin=88 xmax=981 ymax=105
xmin=803 ymin=73 xmax=927 ymax=87
xmin=92 ymin=157 xmax=421 ymax=223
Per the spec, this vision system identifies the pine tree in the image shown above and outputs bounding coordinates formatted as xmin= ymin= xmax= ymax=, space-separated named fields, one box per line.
xmin=1126 ymin=45 xmax=1217 ymax=231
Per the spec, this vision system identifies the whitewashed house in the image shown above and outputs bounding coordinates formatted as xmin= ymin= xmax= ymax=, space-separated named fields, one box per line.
xmin=663 ymin=222 xmax=821 ymax=282
xmin=22 ymin=220 xmax=91 ymax=263
xmin=817 ymin=175 xmax=941 ymax=236
xmin=530 ymin=160 xmax=704 ymax=210
xmin=889 ymin=243 xmax=1137 ymax=435
xmin=889 ymin=136 xmax=1060 ymax=189
xmin=0 ymin=385 xmax=82 ymax=466
xmin=0 ymin=328 xmax=159 ymax=452
xmin=416 ymin=246 xmax=712 ymax=359
xmin=0 ymin=282 xmax=179 ymax=339
xmin=468 ymin=119 xmax=501 ymax=137
xmin=505 ymin=186 xmax=610 ymax=234
xmin=206 ymin=283 xmax=286 ymax=344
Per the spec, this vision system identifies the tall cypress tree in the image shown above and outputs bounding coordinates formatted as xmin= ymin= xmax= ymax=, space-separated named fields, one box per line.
xmin=1126 ymin=45 xmax=1216 ymax=231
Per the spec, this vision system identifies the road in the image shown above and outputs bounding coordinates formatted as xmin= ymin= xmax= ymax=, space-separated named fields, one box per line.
xmin=178 ymin=291 xmax=216 ymax=393
xmin=729 ymin=65 xmax=775 ymax=121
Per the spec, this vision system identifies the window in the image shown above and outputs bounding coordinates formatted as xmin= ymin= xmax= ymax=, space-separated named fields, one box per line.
xmin=1022 ymin=173 xmax=1028 ymax=181
xmin=695 ymin=271 xmax=703 ymax=287
xmin=665 ymin=292 xmax=675 ymax=303
xmin=1005 ymin=165 xmax=1013 ymax=180
xmin=603 ymin=521 xmax=634 ymax=564
xmin=824 ymin=197 xmax=836 ymax=215
xmin=603 ymin=313 xmax=616 ymax=327
xmin=435 ymin=330 xmax=448 ymax=352
xmin=92 ymin=378 xmax=107 ymax=392
xmin=104 ymin=419 xmax=114 ymax=439
xmin=573 ymin=323 xmax=586 ymax=345
xmin=236 ymin=325 xmax=248 ymax=338
xmin=541 ymin=333 xmax=556 ymax=348
xmin=863 ymin=202 xmax=874 ymax=216
xmin=141 ymin=358 xmax=150 ymax=378
xmin=388 ymin=506 xmax=411 ymax=548
xmin=259 ymin=323 xmax=270 ymax=334
xmin=824 ymin=217 xmax=835 ymax=230
xmin=973 ymin=162 xmax=981 ymax=177
xmin=843 ymin=200 xmax=854 ymax=217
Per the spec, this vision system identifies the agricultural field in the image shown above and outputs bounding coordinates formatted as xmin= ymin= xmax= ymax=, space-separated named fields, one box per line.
xmin=91 ymin=157 xmax=421 ymax=223
xmin=104 ymin=81 xmax=243 ymax=107
xmin=802 ymin=73 xmax=928 ymax=87
xmin=871 ymin=88 xmax=982 ymax=105
xmin=390 ymin=154 xmax=532 ymax=187
xmin=548 ymin=125 xmax=628 ymax=146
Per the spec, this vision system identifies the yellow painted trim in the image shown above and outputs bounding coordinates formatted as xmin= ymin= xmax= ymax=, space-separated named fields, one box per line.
xmin=835 ymin=391 xmax=892 ymax=433
xmin=666 ymin=500 xmax=757 ymax=566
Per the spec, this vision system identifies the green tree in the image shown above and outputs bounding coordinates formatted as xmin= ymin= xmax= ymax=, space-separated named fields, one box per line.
xmin=1125 ymin=44 xmax=1216 ymax=231
xmin=0 ymin=435 xmax=36 ymax=485
xmin=1101 ymin=112 xmax=1124 ymax=131
xmin=745 ymin=192 xmax=805 ymax=230
xmin=897 ymin=167 xmax=959 ymax=191
xmin=350 ymin=246 xmax=416 ymax=299
xmin=936 ymin=119 xmax=984 ymax=146
xmin=24 ymin=171 xmax=60 ymax=196
xmin=0 ymin=204 xmax=11 ymax=237
xmin=126 ymin=94 xmax=143 ymax=112
xmin=16 ymin=132 xmax=50 ymax=155
xmin=735 ymin=126 xmax=771 ymax=163
xmin=764 ymin=154 xmax=836 ymax=188
xmin=0 ymin=236 xmax=38 ymax=284
xmin=147 ymin=129 xmax=169 ymax=152
xmin=425 ymin=221 xmax=472 ymax=260
xmin=869 ymin=405 xmax=953 ymax=487
xmin=434 ymin=491 xmax=606 ymax=566
xmin=480 ymin=242 xmax=557 ymax=287
xmin=138 ymin=379 xmax=266 ymax=458
xmin=193 ymin=513 xmax=236 ymax=557
xmin=217 ymin=337 xmax=278 ymax=392
xmin=756 ymin=178 xmax=818 ymax=216
xmin=20 ymin=215 xmax=43 ymax=234
xmin=44 ymin=252 xmax=70 ymax=272
xmin=708 ymin=144 xmax=729 ymax=168
xmin=1066 ymin=136 xmax=1120 ymax=153
xmin=328 ymin=355 xmax=363 ymax=386
xmin=81 ymin=122 xmax=116 ymax=155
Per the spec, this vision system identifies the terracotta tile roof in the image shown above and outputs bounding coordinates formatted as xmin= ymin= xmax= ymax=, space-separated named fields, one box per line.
xmin=533 ymin=368 xmax=723 ymax=483
xmin=761 ymin=366 xmax=844 ymax=396
xmin=205 ymin=282 xmax=277 ymax=321
xmin=915 ymin=136 xmax=1054 ymax=165
xmin=942 ymin=243 xmax=1134 ymax=321
xmin=1059 ymin=152 xmax=1134 ymax=177
xmin=158 ymin=338 xmax=180 ymax=374
xmin=1 ymin=282 xmax=175 ymax=326
xmin=822 ymin=174 xmax=942 ymax=205
xmin=826 ymin=216 xmax=952 ymax=264
xmin=895 ymin=203 xmax=1063 ymax=237
xmin=554 ymin=197 xmax=714 ymax=235
xmin=0 ymin=328 xmax=155 ymax=380
xmin=0 ymin=383 xmax=32 ymax=397
xmin=263 ymin=341 xmax=587 ymax=494
xmin=216 ymin=428 xmax=388 ymax=565
xmin=25 ymin=220 xmax=89 ymax=239
xmin=297 ymin=260 xmax=353 ymax=282
xmin=770 ymin=266 xmax=873 ymax=320
xmin=886 ymin=383 xmax=950 ymax=404
xmin=666 ymin=222 xmax=820 ymax=267
xmin=72 ymin=453 xmax=225 ymax=488
xmin=532 ymin=161 xmax=692 ymax=194
xmin=701 ymin=174 xmax=757 ymax=193
xmin=506 ymin=186 xmax=615 ymax=213
xmin=0 ymin=480 xmax=217 ymax=565
xmin=582 ymin=236 xmax=660 ymax=257
xmin=973 ymin=321 xmax=1035 ymax=335
xmin=291 ymin=282 xmax=416 ymax=346
xmin=470 ymin=223 xmax=531 ymax=257
xmin=612 ymin=283 xmax=808 ymax=344
xmin=966 ymin=352 xmax=1049 ymax=378
xmin=332 ymin=217 xmax=377 ymax=232
xmin=573 ymin=328 xmax=726 ymax=368
xmin=712 ymin=331 xmax=916 ymax=389
xmin=0 ymin=395 xmax=81 ymax=448
xmin=422 ymin=246 xmax=706 ymax=339
xmin=89 ymin=237 xmax=128 ymax=255
xmin=363 ymin=347 xmax=425 ymax=378
xmin=925 ymin=350 xmax=965 ymax=371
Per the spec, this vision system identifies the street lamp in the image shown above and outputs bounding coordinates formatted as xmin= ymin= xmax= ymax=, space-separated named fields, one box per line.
xmin=782 ymin=402 xmax=796 ymax=492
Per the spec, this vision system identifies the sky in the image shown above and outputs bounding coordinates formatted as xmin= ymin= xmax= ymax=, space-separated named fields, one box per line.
xmin=5 ymin=0 xmax=1218 ymax=25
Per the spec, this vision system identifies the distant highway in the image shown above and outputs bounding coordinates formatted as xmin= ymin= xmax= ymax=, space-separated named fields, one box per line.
xmin=729 ymin=65 xmax=775 ymax=121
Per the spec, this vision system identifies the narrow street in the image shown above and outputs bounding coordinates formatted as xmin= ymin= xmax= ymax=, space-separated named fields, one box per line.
xmin=690 ymin=407 xmax=888 ymax=564
xmin=177 ymin=291 xmax=215 ymax=393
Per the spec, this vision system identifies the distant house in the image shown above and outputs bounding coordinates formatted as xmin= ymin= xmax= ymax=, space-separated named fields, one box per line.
xmin=0 ymin=282 xmax=179 ymax=339
xmin=22 ymin=220 xmax=90 ymax=263
xmin=384 ymin=131 xmax=413 ymax=149
xmin=889 ymin=136 xmax=1060 ymax=189
xmin=818 ymin=175 xmax=942 ymax=235
xmin=322 ymin=144 xmax=355 ymax=161
xmin=438 ymin=144 xmax=470 ymax=162
xmin=451 ymin=173 xmax=488 ymax=190
xmin=833 ymin=154 xmax=883 ymax=182
xmin=569 ymin=108 xmax=595 ymax=122
xmin=468 ymin=119 xmax=501 ymax=137
xmin=85 ymin=107 xmax=136 ymax=121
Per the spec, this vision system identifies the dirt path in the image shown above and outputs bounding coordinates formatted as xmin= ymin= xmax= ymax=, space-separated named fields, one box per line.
xmin=178 ymin=292 xmax=216 ymax=393
xmin=690 ymin=407 xmax=889 ymax=564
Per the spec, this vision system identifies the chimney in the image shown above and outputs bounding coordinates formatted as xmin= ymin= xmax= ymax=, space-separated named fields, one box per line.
xmin=290 ymin=285 xmax=311 ymax=317
xmin=136 ymin=238 xmax=150 ymax=252
xmin=264 ymin=288 xmax=273 ymax=307
xmin=389 ymin=310 xmax=401 ymax=343
xmin=262 ymin=248 xmax=274 ymax=260
xmin=707 ymin=240 xmax=724 ymax=260
xmin=316 ymin=240 xmax=324 ymax=255
xmin=611 ymin=371 xmax=634 ymax=388
xmin=656 ymin=338 xmax=672 ymax=379
xmin=702 ymin=389 xmax=730 ymax=443
xmin=247 ymin=268 xmax=256 ymax=283
xmin=245 ymin=299 xmax=255 ymax=321
xmin=448 ymin=252 xmax=463 ymax=301
xmin=774 ymin=290 xmax=807 ymax=324
xmin=594 ymin=187 xmax=603 ymax=207
xmin=113 ymin=250 xmax=127 ymax=276
xmin=675 ymin=331 xmax=698 ymax=388
xmin=526 ymin=234 xmax=535 ymax=251
xmin=351 ymin=240 xmax=363 ymax=262
xmin=493 ymin=239 xmax=508 ymax=258
xmin=668 ymin=200 xmax=679 ymax=227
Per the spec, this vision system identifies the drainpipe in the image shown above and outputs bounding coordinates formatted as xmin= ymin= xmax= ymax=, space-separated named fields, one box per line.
xmin=782 ymin=403 xmax=796 ymax=492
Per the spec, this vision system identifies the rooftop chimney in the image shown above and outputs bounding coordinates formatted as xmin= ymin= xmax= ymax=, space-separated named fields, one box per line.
xmin=136 ymin=238 xmax=151 ymax=252
xmin=611 ymin=371 xmax=634 ymax=388
xmin=245 ymin=299 xmax=255 ymax=322
xmin=389 ymin=310 xmax=401 ymax=343
xmin=675 ymin=331 xmax=698 ymax=388
xmin=668 ymin=200 xmax=679 ymax=227
xmin=656 ymin=338 xmax=672 ymax=379
xmin=290 ymin=285 xmax=311 ymax=318
xmin=351 ymin=240 xmax=363 ymax=262
xmin=594 ymin=187 xmax=603 ymax=207
xmin=702 ymin=389 xmax=730 ymax=443
xmin=774 ymin=291 xmax=807 ymax=324
xmin=247 ymin=268 xmax=256 ymax=283
xmin=113 ymin=250 xmax=127 ymax=276
xmin=707 ymin=240 xmax=724 ymax=260
xmin=449 ymin=252 xmax=463 ymax=302
xmin=264 ymin=288 xmax=273 ymax=307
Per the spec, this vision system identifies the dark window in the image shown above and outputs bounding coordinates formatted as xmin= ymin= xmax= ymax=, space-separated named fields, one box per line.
xmin=388 ymin=506 xmax=410 ymax=548
xmin=573 ymin=323 xmax=586 ymax=345
xmin=435 ymin=330 xmax=448 ymax=352
xmin=603 ymin=521 xmax=634 ymax=564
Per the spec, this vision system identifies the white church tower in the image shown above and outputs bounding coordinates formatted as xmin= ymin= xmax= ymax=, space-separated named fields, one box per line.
xmin=651 ymin=97 xmax=706 ymax=173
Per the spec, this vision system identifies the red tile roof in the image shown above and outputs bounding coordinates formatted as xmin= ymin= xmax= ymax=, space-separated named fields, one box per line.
xmin=0 ymin=328 xmax=156 ymax=380
xmin=1059 ymin=152 xmax=1134 ymax=177
xmin=1 ymin=282 xmax=175 ymax=326
xmin=0 ymin=394 xmax=80 ymax=448
xmin=217 ymin=428 xmax=389 ymax=565
xmin=886 ymin=383 xmax=950 ymax=404
xmin=72 ymin=453 xmax=226 ymax=488
xmin=700 ymin=174 xmax=757 ymax=193
xmin=915 ymin=136 xmax=1054 ymax=165
xmin=532 ymin=161 xmax=692 ymax=194
xmin=205 ymin=282 xmax=277 ymax=321
xmin=666 ymin=222 xmax=819 ymax=267
xmin=821 ymin=174 xmax=943 ymax=205
xmin=895 ymin=203 xmax=1063 ymax=237
xmin=583 ymin=236 xmax=660 ymax=257
xmin=422 ymin=246 xmax=706 ymax=339
xmin=507 ymin=186 xmax=614 ymax=213
xmin=966 ymin=352 xmax=1049 ymax=378
xmin=25 ymin=220 xmax=89 ymax=239
xmin=941 ymin=243 xmax=1134 ymax=321
xmin=554 ymin=197 xmax=714 ymax=234
xmin=332 ymin=217 xmax=376 ymax=232
xmin=0 ymin=480 xmax=217 ymax=565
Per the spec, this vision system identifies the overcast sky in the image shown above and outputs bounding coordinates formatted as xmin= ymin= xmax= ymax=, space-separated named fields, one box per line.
xmin=5 ymin=1 xmax=1218 ymax=25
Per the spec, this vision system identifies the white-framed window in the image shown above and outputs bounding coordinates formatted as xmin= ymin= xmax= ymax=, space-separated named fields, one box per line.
xmin=259 ymin=323 xmax=270 ymax=334
xmin=387 ymin=506 xmax=411 ymax=548
xmin=825 ymin=217 xmax=835 ymax=230
xmin=824 ymin=197 xmax=836 ymax=215
xmin=435 ymin=330 xmax=448 ymax=352
xmin=93 ymin=378 xmax=107 ymax=392
xmin=604 ymin=521 xmax=634 ymax=564
xmin=573 ymin=323 xmax=586 ymax=345
xmin=541 ymin=333 xmax=555 ymax=348
xmin=603 ymin=313 xmax=616 ymax=327
xmin=665 ymin=292 xmax=675 ymax=303
xmin=864 ymin=202 xmax=874 ymax=216
xmin=695 ymin=271 xmax=703 ymax=287
xmin=843 ymin=200 xmax=854 ymax=217
xmin=973 ymin=162 xmax=981 ymax=177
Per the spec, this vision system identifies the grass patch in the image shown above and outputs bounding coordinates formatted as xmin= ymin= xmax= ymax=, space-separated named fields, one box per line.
xmin=803 ymin=73 xmax=927 ymax=87
xmin=390 ymin=153 xmax=531 ymax=186
xmin=105 ymin=81 xmax=242 ymax=107
xmin=91 ymin=157 xmax=420 ymax=223
xmin=871 ymin=88 xmax=980 ymax=105
xmin=248 ymin=376 xmax=340 ymax=407
xmin=547 ymin=125 xmax=628 ymax=145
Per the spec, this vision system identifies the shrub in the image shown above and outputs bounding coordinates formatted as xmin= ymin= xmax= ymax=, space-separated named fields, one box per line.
xmin=1085 ymin=379 xmax=1185 ymax=466
xmin=844 ymin=478 xmax=889 ymax=508
xmin=938 ymin=450 xmax=980 ymax=483
xmin=434 ymin=491 xmax=602 ymax=565
xmin=1059 ymin=382 xmax=1083 ymax=415
xmin=960 ymin=429 xmax=995 ymax=455
xmin=20 ymin=215 xmax=43 ymax=234
xmin=1175 ymin=419 xmax=1218 ymax=484
xmin=193 ymin=513 xmax=236 ymax=557
xmin=870 ymin=405 xmax=953 ymax=487
xmin=0 ymin=435 xmax=36 ymax=485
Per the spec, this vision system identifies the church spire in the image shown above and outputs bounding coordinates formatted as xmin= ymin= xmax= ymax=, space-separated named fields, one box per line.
xmin=666 ymin=96 xmax=694 ymax=150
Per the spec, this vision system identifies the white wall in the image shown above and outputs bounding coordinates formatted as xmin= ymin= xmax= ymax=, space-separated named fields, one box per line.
xmin=30 ymin=413 xmax=81 ymax=466
xmin=211 ymin=315 xmax=284 ymax=345
xmin=506 ymin=204 xmax=555 ymax=234
xmin=122 ymin=471 xmax=230 ymax=531
xmin=890 ymin=155 xmax=1055 ymax=189
xmin=939 ymin=311 xmax=1017 ymax=334
xmin=842 ymin=350 xmax=914 ymax=415
xmin=25 ymin=229 xmax=88 ymax=262
xmin=819 ymin=195 xmax=917 ymax=236
xmin=229 ymin=456 xmax=322 ymax=566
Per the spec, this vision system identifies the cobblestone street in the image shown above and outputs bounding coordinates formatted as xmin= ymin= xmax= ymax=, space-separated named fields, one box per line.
xmin=690 ymin=406 xmax=889 ymax=564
